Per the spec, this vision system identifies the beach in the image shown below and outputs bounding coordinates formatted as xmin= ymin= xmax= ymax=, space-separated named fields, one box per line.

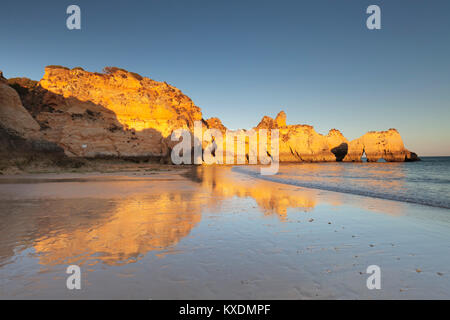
xmin=0 ymin=164 xmax=449 ymax=299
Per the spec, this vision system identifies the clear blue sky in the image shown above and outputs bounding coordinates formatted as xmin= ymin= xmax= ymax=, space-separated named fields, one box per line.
xmin=1 ymin=0 xmax=449 ymax=155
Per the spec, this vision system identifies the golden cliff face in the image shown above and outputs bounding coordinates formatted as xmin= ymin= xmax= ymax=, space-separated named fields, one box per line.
xmin=39 ymin=66 xmax=202 ymax=136
xmin=7 ymin=66 xmax=202 ymax=158
xmin=1 ymin=66 xmax=418 ymax=162
xmin=343 ymin=129 xmax=416 ymax=162
xmin=251 ymin=112 xmax=418 ymax=162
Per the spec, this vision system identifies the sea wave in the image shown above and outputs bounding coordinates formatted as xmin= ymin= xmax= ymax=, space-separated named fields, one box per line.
xmin=233 ymin=165 xmax=450 ymax=209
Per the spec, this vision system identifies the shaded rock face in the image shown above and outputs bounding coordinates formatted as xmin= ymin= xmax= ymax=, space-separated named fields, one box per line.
xmin=0 ymin=125 xmax=64 ymax=156
xmin=1 ymin=66 xmax=418 ymax=162
xmin=331 ymin=143 xmax=348 ymax=162
xmin=0 ymin=73 xmax=67 ymax=173
xmin=0 ymin=72 xmax=63 ymax=156
xmin=0 ymin=76 xmax=40 ymax=139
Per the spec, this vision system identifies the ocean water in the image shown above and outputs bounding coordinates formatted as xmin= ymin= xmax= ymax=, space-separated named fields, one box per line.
xmin=234 ymin=157 xmax=450 ymax=209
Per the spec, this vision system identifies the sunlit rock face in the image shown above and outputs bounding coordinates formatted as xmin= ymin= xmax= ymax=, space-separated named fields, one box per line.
xmin=254 ymin=112 xmax=418 ymax=162
xmin=39 ymin=66 xmax=202 ymax=135
xmin=205 ymin=117 xmax=227 ymax=133
xmin=343 ymin=129 xmax=418 ymax=162
xmin=256 ymin=112 xmax=337 ymax=162
xmin=8 ymin=66 xmax=202 ymax=158
xmin=3 ymin=66 xmax=418 ymax=162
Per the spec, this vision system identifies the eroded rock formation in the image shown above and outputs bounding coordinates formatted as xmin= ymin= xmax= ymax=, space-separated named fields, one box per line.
xmin=0 ymin=72 xmax=40 ymax=139
xmin=344 ymin=129 xmax=418 ymax=162
xmin=0 ymin=66 xmax=418 ymax=162
xmin=6 ymin=66 xmax=203 ymax=158
xmin=0 ymin=71 xmax=65 ymax=164
xmin=254 ymin=112 xmax=418 ymax=162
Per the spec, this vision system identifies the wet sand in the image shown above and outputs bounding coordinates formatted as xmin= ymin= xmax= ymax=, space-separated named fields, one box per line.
xmin=0 ymin=166 xmax=449 ymax=299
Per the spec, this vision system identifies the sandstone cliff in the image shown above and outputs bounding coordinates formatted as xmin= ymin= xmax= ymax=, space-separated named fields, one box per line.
xmin=0 ymin=72 xmax=40 ymax=139
xmin=0 ymin=71 xmax=76 ymax=174
xmin=254 ymin=112 xmax=418 ymax=162
xmin=8 ymin=66 xmax=202 ymax=158
xmin=0 ymin=66 xmax=418 ymax=163
xmin=344 ymin=129 xmax=418 ymax=162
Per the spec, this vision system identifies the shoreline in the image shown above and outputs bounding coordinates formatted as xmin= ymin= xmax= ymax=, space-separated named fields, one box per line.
xmin=1 ymin=158 xmax=447 ymax=210
xmin=5 ymin=154 xmax=449 ymax=176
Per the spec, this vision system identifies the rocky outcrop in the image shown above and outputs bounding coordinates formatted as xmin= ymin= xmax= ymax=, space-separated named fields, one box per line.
xmin=0 ymin=71 xmax=63 ymax=154
xmin=256 ymin=113 xmax=335 ymax=162
xmin=8 ymin=66 xmax=202 ymax=158
xmin=0 ymin=71 xmax=71 ymax=173
xmin=39 ymin=66 xmax=202 ymax=135
xmin=274 ymin=110 xmax=287 ymax=127
xmin=205 ymin=117 xmax=227 ymax=133
xmin=1 ymin=66 xmax=418 ymax=162
xmin=0 ymin=72 xmax=40 ymax=139
xmin=254 ymin=112 xmax=418 ymax=162
xmin=344 ymin=129 xmax=418 ymax=162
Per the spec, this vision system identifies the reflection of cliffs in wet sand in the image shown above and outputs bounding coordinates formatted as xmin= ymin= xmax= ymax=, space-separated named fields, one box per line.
xmin=33 ymin=195 xmax=201 ymax=266
xmin=32 ymin=195 xmax=201 ymax=266
xmin=0 ymin=167 xmax=405 ymax=268
xmin=31 ymin=169 xmax=322 ymax=267
xmin=2 ymin=170 xmax=325 ymax=267
xmin=7 ymin=179 xmax=207 ymax=265
xmin=187 ymin=167 xmax=322 ymax=219
xmin=188 ymin=166 xmax=406 ymax=218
